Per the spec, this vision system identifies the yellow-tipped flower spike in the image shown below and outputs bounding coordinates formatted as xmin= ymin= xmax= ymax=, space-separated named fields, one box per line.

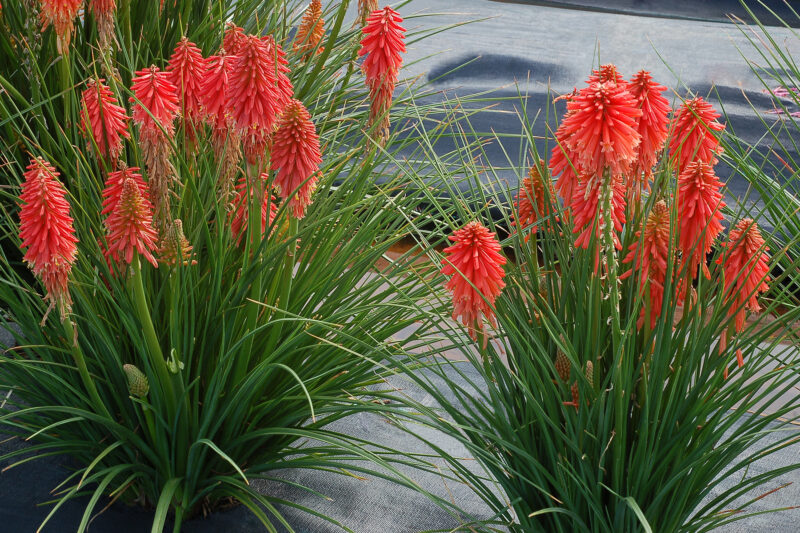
xmin=123 ymin=364 xmax=149 ymax=397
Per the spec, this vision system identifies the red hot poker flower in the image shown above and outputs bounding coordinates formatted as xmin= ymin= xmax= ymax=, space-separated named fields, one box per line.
xmin=513 ymin=162 xmax=557 ymax=240
xmin=669 ymin=96 xmax=725 ymax=174
xmin=628 ymin=70 xmax=670 ymax=185
xmin=587 ymin=64 xmax=626 ymax=87
xmin=561 ymin=80 xmax=642 ymax=179
xmin=549 ymin=112 xmax=581 ymax=203
xmin=718 ymin=219 xmax=770 ymax=333
xmin=130 ymin=66 xmax=180 ymax=139
xmin=105 ymin=178 xmax=159 ymax=267
xmin=18 ymin=157 xmax=78 ymax=319
xmin=167 ymin=37 xmax=209 ymax=137
xmin=101 ymin=166 xmax=147 ymax=223
xmin=222 ymin=23 xmax=247 ymax=55
xmin=80 ymin=78 xmax=131 ymax=163
xmin=677 ymin=161 xmax=725 ymax=279
xmin=230 ymin=175 xmax=278 ymax=245
xmin=294 ymin=0 xmax=325 ymax=59
xmin=359 ymin=7 xmax=406 ymax=84
xmin=271 ymin=99 xmax=322 ymax=219
xmin=570 ymin=173 xmax=626 ymax=253
xmin=262 ymin=35 xmax=294 ymax=110
xmin=621 ymin=200 xmax=672 ymax=329
xmin=40 ymin=0 xmax=82 ymax=54
xmin=442 ymin=221 xmax=507 ymax=343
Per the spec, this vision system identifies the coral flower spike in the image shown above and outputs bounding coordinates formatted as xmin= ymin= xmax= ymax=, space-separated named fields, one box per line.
xmin=621 ymin=200 xmax=672 ymax=329
xmin=101 ymin=165 xmax=147 ymax=224
xmin=80 ymin=78 xmax=131 ymax=164
xmin=718 ymin=219 xmax=770 ymax=334
xmin=549 ymin=112 xmax=581 ymax=204
xmin=105 ymin=178 xmax=159 ymax=268
xmin=40 ymin=0 xmax=82 ymax=54
xmin=513 ymin=161 xmax=557 ymax=240
xmin=561 ymin=79 xmax=642 ymax=179
xmin=18 ymin=157 xmax=78 ymax=321
xmin=442 ymin=221 xmax=507 ymax=344
xmin=677 ymin=160 xmax=725 ymax=279
xmin=130 ymin=66 xmax=180 ymax=138
xmin=271 ymin=99 xmax=322 ymax=219
xmin=167 ymin=37 xmax=209 ymax=140
xmin=669 ymin=96 xmax=725 ymax=175
xmin=587 ymin=64 xmax=626 ymax=87
xmin=628 ymin=70 xmax=670 ymax=187
xmin=294 ymin=0 xmax=325 ymax=60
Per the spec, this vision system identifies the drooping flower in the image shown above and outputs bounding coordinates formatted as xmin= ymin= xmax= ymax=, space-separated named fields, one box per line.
xmin=677 ymin=161 xmax=725 ymax=279
xmin=621 ymin=200 xmax=672 ymax=329
xmin=18 ymin=157 xmax=78 ymax=320
xmin=294 ymin=0 xmax=325 ymax=60
xmin=167 ymin=37 xmax=209 ymax=139
xmin=130 ymin=66 xmax=180 ymax=228
xmin=357 ymin=0 xmax=378 ymax=27
xmin=587 ymin=64 xmax=626 ymax=87
xmin=89 ymin=0 xmax=117 ymax=50
xmin=669 ymin=96 xmax=725 ymax=174
xmin=79 ymin=78 xmax=130 ymax=163
xmin=442 ymin=221 xmax=507 ymax=343
xmin=512 ymin=161 xmax=556 ymax=240
xmin=230 ymin=175 xmax=278 ymax=245
xmin=39 ymin=0 xmax=82 ymax=54
xmin=101 ymin=165 xmax=147 ymax=223
xmin=228 ymin=35 xmax=285 ymax=165
xmin=222 ymin=22 xmax=247 ymax=55
xmin=105 ymin=177 xmax=159 ymax=267
xmin=628 ymin=70 xmax=670 ymax=186
xmin=560 ymin=80 xmax=642 ymax=179
xmin=271 ymin=99 xmax=322 ymax=219
xmin=359 ymin=6 xmax=406 ymax=142
xmin=158 ymin=219 xmax=195 ymax=266
xmin=718 ymin=219 xmax=770 ymax=333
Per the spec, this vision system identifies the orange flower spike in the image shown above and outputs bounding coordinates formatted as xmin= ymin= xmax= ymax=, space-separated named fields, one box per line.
xmin=513 ymin=162 xmax=557 ymax=240
xmin=18 ymin=157 xmax=78 ymax=319
xmin=669 ymin=96 xmax=725 ymax=174
xmin=39 ymin=0 xmax=82 ymax=54
xmin=230 ymin=175 xmax=278 ymax=245
xmin=561 ymin=80 xmax=642 ymax=179
xmin=677 ymin=161 xmax=725 ymax=279
xmin=717 ymin=219 xmax=770 ymax=334
xmin=621 ymin=200 xmax=671 ymax=329
xmin=130 ymin=66 xmax=180 ymax=139
xmin=167 ymin=37 xmax=209 ymax=137
xmin=628 ymin=70 xmax=671 ymax=184
xmin=442 ymin=222 xmax=507 ymax=343
xmin=101 ymin=166 xmax=147 ymax=222
xmin=587 ymin=64 xmax=626 ymax=87
xmin=89 ymin=0 xmax=117 ymax=49
xmin=105 ymin=178 xmax=159 ymax=267
xmin=271 ymin=99 xmax=322 ymax=219
xmin=294 ymin=0 xmax=325 ymax=59
xmin=80 ymin=78 xmax=131 ymax=163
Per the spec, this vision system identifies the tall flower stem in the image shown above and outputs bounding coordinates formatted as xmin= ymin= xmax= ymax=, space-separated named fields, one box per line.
xmin=61 ymin=317 xmax=111 ymax=419
xmin=264 ymin=216 xmax=298 ymax=356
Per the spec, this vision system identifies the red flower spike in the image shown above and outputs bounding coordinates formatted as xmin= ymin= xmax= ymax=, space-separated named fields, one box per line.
xmin=18 ymin=157 xmax=78 ymax=319
xmin=101 ymin=166 xmax=147 ymax=222
xmin=587 ymin=64 xmax=626 ymax=87
xmin=105 ymin=178 xmax=159 ymax=267
xmin=549 ymin=115 xmax=581 ymax=203
xmin=230 ymin=175 xmax=278 ymax=245
xmin=669 ymin=96 xmax=725 ymax=174
xmin=40 ymin=0 xmax=82 ymax=54
xmin=512 ymin=162 xmax=557 ymax=240
xmin=262 ymin=35 xmax=294 ymax=109
xmin=130 ymin=66 xmax=180 ymax=139
xmin=80 ymin=78 xmax=130 ymax=163
xmin=677 ymin=161 xmax=725 ymax=279
xmin=89 ymin=0 xmax=117 ymax=49
xmin=621 ymin=200 xmax=672 ymax=329
xmin=222 ymin=23 xmax=247 ymax=55
xmin=271 ymin=99 xmax=322 ymax=219
xmin=442 ymin=222 xmax=507 ymax=343
xmin=628 ymin=70 xmax=670 ymax=185
xmin=294 ymin=0 xmax=325 ymax=59
xmin=561 ymin=80 xmax=642 ymax=179
xmin=359 ymin=7 xmax=406 ymax=84
xmin=167 ymin=37 xmax=209 ymax=137
xmin=717 ymin=218 xmax=770 ymax=333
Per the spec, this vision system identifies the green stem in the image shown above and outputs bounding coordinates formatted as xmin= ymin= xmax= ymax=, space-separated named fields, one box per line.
xmin=62 ymin=317 xmax=111 ymax=419
xmin=129 ymin=258 xmax=175 ymax=412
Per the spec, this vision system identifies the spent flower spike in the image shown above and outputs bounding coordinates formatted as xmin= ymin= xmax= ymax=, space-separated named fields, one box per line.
xmin=442 ymin=221 xmax=507 ymax=344
xmin=570 ymin=172 xmax=626 ymax=268
xmin=89 ymin=0 xmax=117 ymax=50
xmin=104 ymin=178 xmax=159 ymax=267
xmin=18 ymin=157 xmax=78 ymax=320
xmin=80 ymin=78 xmax=131 ymax=163
xmin=271 ymin=99 xmax=322 ymax=219
xmin=39 ymin=0 xmax=81 ymax=54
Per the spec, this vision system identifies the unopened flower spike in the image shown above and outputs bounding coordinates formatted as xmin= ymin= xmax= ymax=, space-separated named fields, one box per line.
xmin=159 ymin=219 xmax=195 ymax=266
xmin=123 ymin=364 xmax=149 ymax=397
xmin=294 ymin=0 xmax=325 ymax=60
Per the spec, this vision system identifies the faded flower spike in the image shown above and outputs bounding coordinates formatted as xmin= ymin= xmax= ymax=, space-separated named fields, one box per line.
xmin=40 ymin=0 xmax=82 ymax=54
